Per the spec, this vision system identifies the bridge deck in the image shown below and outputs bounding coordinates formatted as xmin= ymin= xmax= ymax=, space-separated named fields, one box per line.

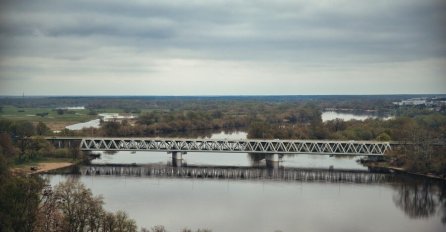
xmin=45 ymin=137 xmax=391 ymax=156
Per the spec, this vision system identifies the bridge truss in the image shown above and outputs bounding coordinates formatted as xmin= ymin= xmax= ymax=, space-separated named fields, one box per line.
xmin=79 ymin=138 xmax=391 ymax=156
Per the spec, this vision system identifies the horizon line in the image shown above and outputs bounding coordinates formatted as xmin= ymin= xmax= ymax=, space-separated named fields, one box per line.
xmin=1 ymin=93 xmax=446 ymax=98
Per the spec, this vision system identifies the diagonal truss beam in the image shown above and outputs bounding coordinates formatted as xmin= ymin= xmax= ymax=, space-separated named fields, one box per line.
xmin=77 ymin=138 xmax=391 ymax=156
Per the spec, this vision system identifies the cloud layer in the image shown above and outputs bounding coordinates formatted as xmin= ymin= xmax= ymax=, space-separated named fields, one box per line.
xmin=1 ymin=0 xmax=445 ymax=95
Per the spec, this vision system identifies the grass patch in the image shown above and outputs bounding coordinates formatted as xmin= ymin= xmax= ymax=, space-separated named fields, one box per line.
xmin=0 ymin=105 xmax=146 ymax=130
xmin=0 ymin=105 xmax=97 ymax=130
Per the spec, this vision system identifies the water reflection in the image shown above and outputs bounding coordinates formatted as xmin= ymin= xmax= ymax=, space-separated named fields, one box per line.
xmin=393 ymin=181 xmax=436 ymax=218
xmin=440 ymin=184 xmax=446 ymax=224
xmin=78 ymin=164 xmax=390 ymax=183
xmin=247 ymin=153 xmax=273 ymax=167
xmin=45 ymin=167 xmax=446 ymax=231
xmin=391 ymin=176 xmax=446 ymax=223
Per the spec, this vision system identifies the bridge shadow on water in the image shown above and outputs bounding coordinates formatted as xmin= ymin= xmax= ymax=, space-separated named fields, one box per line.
xmin=54 ymin=162 xmax=401 ymax=184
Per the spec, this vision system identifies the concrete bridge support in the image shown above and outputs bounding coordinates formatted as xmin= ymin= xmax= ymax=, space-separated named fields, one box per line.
xmin=171 ymin=151 xmax=184 ymax=160
xmin=171 ymin=151 xmax=186 ymax=167
xmin=266 ymin=154 xmax=280 ymax=169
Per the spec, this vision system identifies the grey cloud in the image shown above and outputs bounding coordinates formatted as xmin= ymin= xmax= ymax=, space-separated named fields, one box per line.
xmin=0 ymin=0 xmax=445 ymax=94
xmin=1 ymin=0 xmax=445 ymax=63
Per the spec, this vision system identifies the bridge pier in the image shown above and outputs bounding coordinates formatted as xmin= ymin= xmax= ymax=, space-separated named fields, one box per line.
xmin=266 ymin=154 xmax=280 ymax=169
xmin=172 ymin=158 xmax=183 ymax=167
xmin=171 ymin=151 xmax=186 ymax=167
xmin=171 ymin=151 xmax=183 ymax=160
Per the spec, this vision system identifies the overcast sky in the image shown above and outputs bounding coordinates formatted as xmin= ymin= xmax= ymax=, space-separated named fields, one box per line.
xmin=0 ymin=0 xmax=445 ymax=95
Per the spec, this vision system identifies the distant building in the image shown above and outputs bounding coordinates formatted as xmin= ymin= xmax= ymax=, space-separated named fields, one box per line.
xmin=393 ymin=96 xmax=446 ymax=112
xmin=393 ymin=98 xmax=427 ymax=106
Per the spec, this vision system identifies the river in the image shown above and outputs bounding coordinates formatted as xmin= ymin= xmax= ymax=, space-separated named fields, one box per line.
xmin=44 ymin=131 xmax=445 ymax=231
xmin=45 ymin=174 xmax=445 ymax=232
xmin=321 ymin=111 xmax=394 ymax=122
xmin=65 ymin=113 xmax=135 ymax=130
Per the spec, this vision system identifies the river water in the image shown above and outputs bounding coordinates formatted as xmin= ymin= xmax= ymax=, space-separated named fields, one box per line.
xmin=321 ymin=111 xmax=394 ymax=122
xmin=46 ymin=174 xmax=445 ymax=232
xmin=45 ymin=131 xmax=445 ymax=231
xmin=65 ymin=113 xmax=135 ymax=130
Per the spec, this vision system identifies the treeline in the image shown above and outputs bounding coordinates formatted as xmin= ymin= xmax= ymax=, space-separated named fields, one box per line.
xmin=248 ymin=113 xmax=446 ymax=141
xmin=0 ymin=95 xmax=414 ymax=112
xmin=66 ymin=103 xmax=321 ymax=138
xmin=103 ymin=110 xmax=249 ymax=137
xmin=0 ymin=119 xmax=82 ymax=163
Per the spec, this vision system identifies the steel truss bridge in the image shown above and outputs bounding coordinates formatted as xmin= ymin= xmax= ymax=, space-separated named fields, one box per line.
xmin=47 ymin=137 xmax=392 ymax=156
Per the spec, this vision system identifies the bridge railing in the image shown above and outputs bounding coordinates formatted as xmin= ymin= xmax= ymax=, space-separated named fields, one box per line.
xmin=77 ymin=138 xmax=391 ymax=155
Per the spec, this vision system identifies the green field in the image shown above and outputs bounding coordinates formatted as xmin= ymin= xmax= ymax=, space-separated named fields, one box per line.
xmin=0 ymin=105 xmax=97 ymax=130
xmin=0 ymin=105 xmax=146 ymax=130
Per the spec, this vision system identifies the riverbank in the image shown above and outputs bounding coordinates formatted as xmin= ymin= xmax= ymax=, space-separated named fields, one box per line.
xmin=12 ymin=161 xmax=75 ymax=175
xmin=387 ymin=166 xmax=446 ymax=181
xmin=365 ymin=162 xmax=446 ymax=181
